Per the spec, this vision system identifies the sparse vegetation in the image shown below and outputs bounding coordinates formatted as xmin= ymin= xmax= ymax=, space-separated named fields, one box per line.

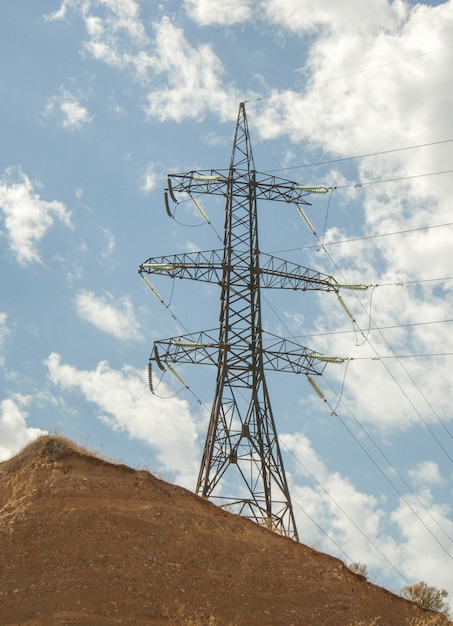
xmin=348 ymin=562 xmax=369 ymax=578
xmin=401 ymin=582 xmax=451 ymax=620
xmin=162 ymin=602 xmax=243 ymax=626
xmin=406 ymin=616 xmax=452 ymax=626
xmin=347 ymin=618 xmax=381 ymax=626
xmin=347 ymin=617 xmax=451 ymax=626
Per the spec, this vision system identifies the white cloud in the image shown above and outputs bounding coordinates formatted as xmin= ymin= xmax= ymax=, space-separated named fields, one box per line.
xmin=44 ymin=0 xmax=73 ymax=21
xmin=46 ymin=2 xmax=241 ymax=122
xmin=0 ymin=312 xmax=8 ymax=367
xmin=409 ymin=460 xmax=443 ymax=487
xmin=282 ymin=433 xmax=389 ymax=559
xmin=46 ymin=0 xmax=146 ymax=43
xmin=0 ymin=167 xmax=72 ymax=264
xmin=283 ymin=431 xmax=453 ymax=598
xmin=141 ymin=162 xmax=159 ymax=193
xmin=201 ymin=132 xmax=228 ymax=148
xmin=306 ymin=282 xmax=453 ymax=433
xmin=144 ymin=17 xmax=239 ymax=122
xmin=262 ymin=0 xmax=404 ymax=36
xmin=101 ymin=227 xmax=115 ymax=258
xmin=255 ymin=1 xmax=452 ymax=158
xmin=75 ymin=289 xmax=142 ymax=341
xmin=47 ymin=0 xmax=147 ymax=73
xmin=391 ymin=493 xmax=453 ymax=594
xmin=184 ymin=0 xmax=253 ymax=25
xmin=0 ymin=398 xmax=47 ymax=461
xmin=45 ymin=88 xmax=93 ymax=130
xmin=45 ymin=353 xmax=199 ymax=484
xmin=237 ymin=0 xmax=453 ymax=440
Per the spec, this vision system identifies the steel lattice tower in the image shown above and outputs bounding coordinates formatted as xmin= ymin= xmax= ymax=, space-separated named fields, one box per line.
xmin=139 ymin=102 xmax=349 ymax=540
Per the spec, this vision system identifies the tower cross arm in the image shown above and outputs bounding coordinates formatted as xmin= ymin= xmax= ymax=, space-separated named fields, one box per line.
xmin=253 ymin=173 xmax=327 ymax=205
xmin=167 ymin=170 xmax=228 ymax=200
xmin=150 ymin=330 xmax=222 ymax=370
xmin=139 ymin=249 xmax=223 ymax=284
xmin=150 ymin=330 xmax=343 ymax=376
xmin=259 ymin=254 xmax=339 ymax=291
xmin=167 ymin=170 xmax=325 ymax=206
xmin=259 ymin=332 xmax=335 ymax=375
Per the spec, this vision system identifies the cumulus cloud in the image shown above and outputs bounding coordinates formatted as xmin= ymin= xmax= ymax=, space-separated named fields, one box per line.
xmin=45 ymin=88 xmax=93 ymax=129
xmin=261 ymin=0 xmax=404 ymax=36
xmin=409 ymin=460 xmax=443 ymax=487
xmin=46 ymin=2 xmax=241 ymax=122
xmin=228 ymin=0 xmax=453 ymax=440
xmin=0 ymin=167 xmax=72 ymax=264
xmin=0 ymin=397 xmax=47 ymax=461
xmin=100 ymin=227 xmax=115 ymax=258
xmin=391 ymin=492 xmax=453 ymax=593
xmin=45 ymin=0 xmax=146 ymax=43
xmin=282 ymin=433 xmax=388 ymax=558
xmin=45 ymin=353 xmax=199 ymax=484
xmin=253 ymin=0 xmax=453 ymax=180
xmin=144 ymin=17 xmax=239 ymax=122
xmin=302 ymin=281 xmax=453 ymax=434
xmin=0 ymin=313 xmax=8 ymax=367
xmin=46 ymin=0 xmax=149 ymax=74
xmin=282 ymin=431 xmax=453 ymax=596
xmin=184 ymin=0 xmax=254 ymax=25
xmin=74 ymin=289 xmax=142 ymax=341
xmin=141 ymin=162 xmax=159 ymax=193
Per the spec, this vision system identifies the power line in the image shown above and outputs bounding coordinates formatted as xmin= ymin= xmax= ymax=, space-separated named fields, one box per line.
xmin=317 ymin=379 xmax=453 ymax=558
xmin=307 ymin=43 xmax=453 ymax=88
xmin=346 ymin=302 xmax=453 ymax=453
xmin=264 ymin=138 xmax=453 ymax=175
xmin=144 ymin=190 xmax=431 ymax=579
xmin=334 ymin=168 xmax=453 ymax=189
xmin=248 ymin=43 xmax=453 ymax=106
xmin=145 ymin=106 xmax=453 ymax=577
xmin=318 ymin=222 xmax=453 ymax=249
xmin=291 ymin=318 xmax=453 ymax=340
xmin=146 ymin=196 xmax=453 ymax=582
xmin=285 ymin=196 xmax=453 ymax=460
xmin=263 ymin=238 xmax=453 ymax=553
xmin=270 ymin=222 xmax=453 ymax=256
xmin=348 ymin=353 xmax=453 ymax=360
xmin=265 ymin=201 xmax=453 ymax=449
xmin=280 ymin=436 xmax=411 ymax=584
xmin=378 ymin=275 xmax=453 ymax=287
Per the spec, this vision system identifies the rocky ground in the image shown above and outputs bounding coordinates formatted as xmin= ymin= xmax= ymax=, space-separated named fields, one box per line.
xmin=0 ymin=436 xmax=448 ymax=626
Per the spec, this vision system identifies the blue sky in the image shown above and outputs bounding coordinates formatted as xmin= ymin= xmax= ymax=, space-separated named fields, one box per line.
xmin=1 ymin=0 xmax=453 ymax=605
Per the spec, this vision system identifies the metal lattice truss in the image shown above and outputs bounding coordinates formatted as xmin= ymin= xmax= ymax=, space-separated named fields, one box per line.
xmin=148 ymin=330 xmax=339 ymax=376
xmin=139 ymin=102 xmax=352 ymax=541
xmin=140 ymin=250 xmax=339 ymax=290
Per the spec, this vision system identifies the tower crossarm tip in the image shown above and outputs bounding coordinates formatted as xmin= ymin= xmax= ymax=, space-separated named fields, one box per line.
xmin=260 ymin=332 xmax=327 ymax=375
xmin=167 ymin=170 xmax=229 ymax=198
xmin=150 ymin=330 xmax=220 ymax=368
xmin=139 ymin=250 xmax=224 ymax=284
xmin=259 ymin=254 xmax=338 ymax=291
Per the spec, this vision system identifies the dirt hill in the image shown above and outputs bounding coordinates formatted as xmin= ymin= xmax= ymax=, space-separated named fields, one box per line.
xmin=0 ymin=435 xmax=447 ymax=626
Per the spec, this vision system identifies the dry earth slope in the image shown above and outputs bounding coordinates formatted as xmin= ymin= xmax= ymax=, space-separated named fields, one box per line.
xmin=0 ymin=436 xmax=448 ymax=626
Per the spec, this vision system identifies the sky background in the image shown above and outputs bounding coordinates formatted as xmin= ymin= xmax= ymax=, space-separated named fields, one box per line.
xmin=1 ymin=0 xmax=453 ymax=607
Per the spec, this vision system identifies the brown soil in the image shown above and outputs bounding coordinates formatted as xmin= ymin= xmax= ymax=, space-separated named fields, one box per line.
xmin=0 ymin=435 xmax=447 ymax=626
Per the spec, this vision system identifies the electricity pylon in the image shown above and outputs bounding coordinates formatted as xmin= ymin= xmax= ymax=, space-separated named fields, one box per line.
xmin=139 ymin=102 xmax=351 ymax=541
